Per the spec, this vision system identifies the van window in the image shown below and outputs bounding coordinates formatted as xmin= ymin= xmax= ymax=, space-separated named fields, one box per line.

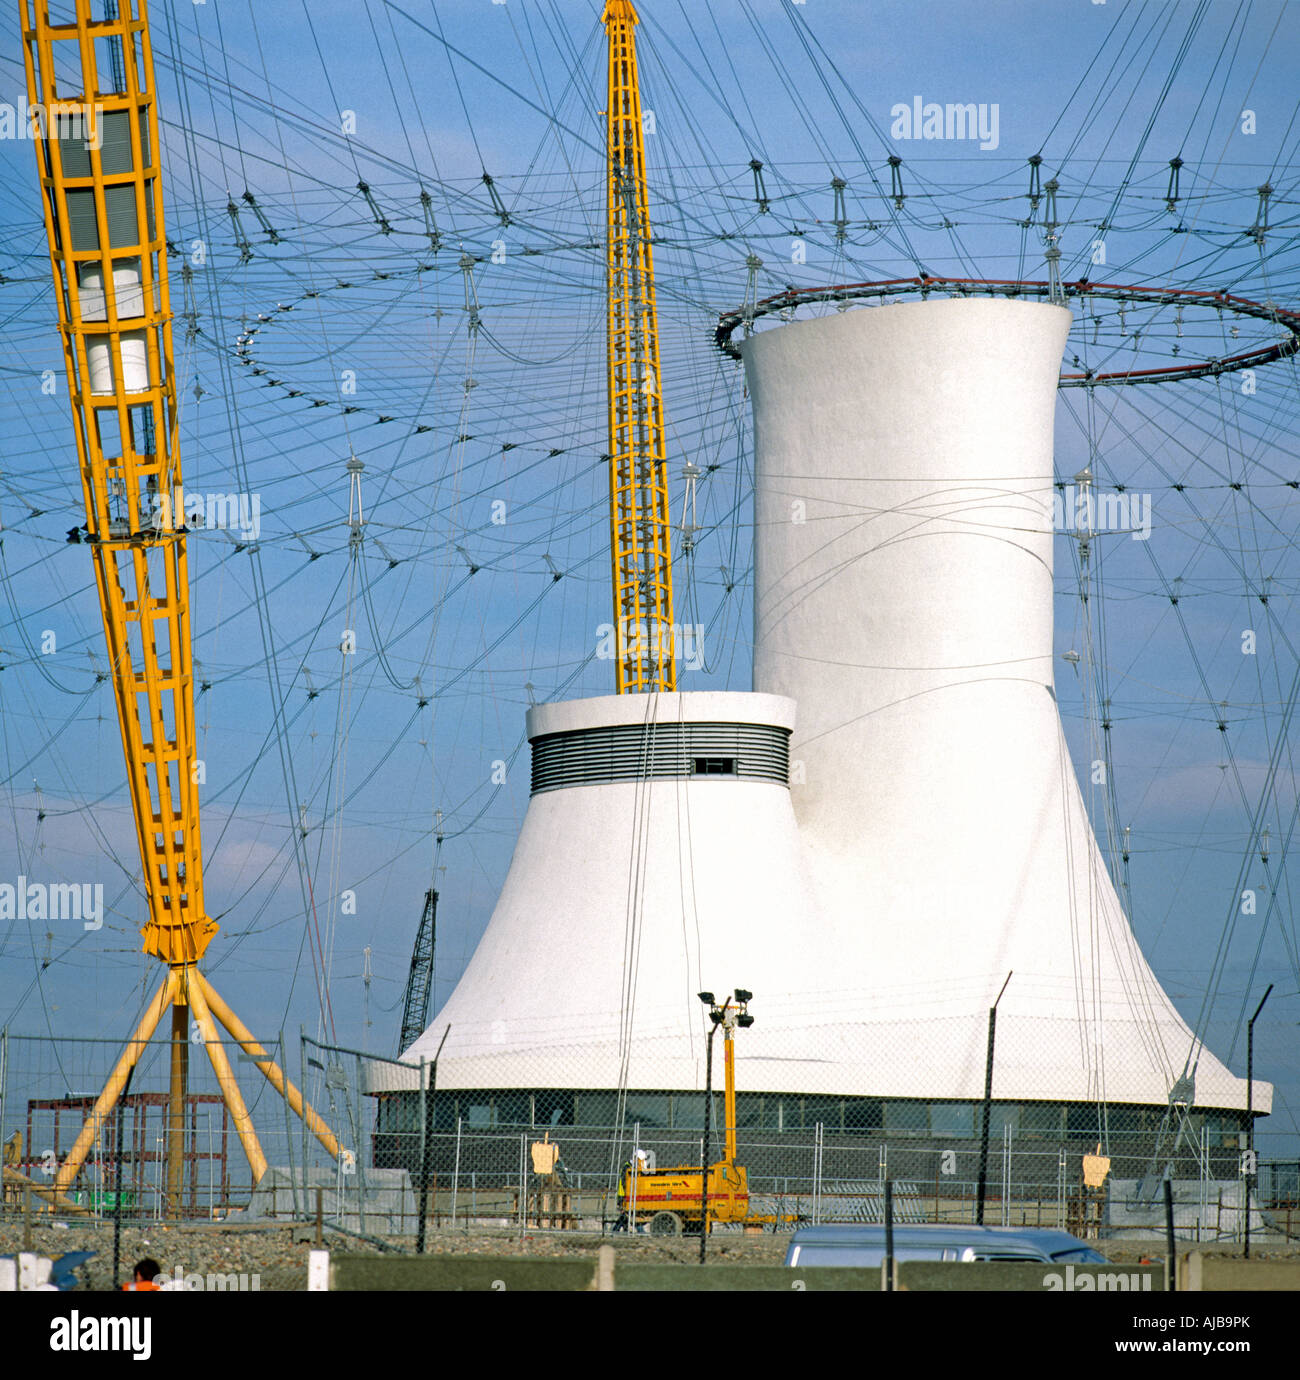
xmin=1050 ymin=1247 xmax=1108 ymax=1264
xmin=795 ymin=1244 xmax=950 ymax=1266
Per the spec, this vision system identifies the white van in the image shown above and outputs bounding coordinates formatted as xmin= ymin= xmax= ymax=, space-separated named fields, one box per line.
xmin=785 ymin=1224 xmax=1108 ymax=1267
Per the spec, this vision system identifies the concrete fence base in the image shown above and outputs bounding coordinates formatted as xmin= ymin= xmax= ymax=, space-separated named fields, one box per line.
xmin=321 ymin=1249 xmax=1299 ymax=1292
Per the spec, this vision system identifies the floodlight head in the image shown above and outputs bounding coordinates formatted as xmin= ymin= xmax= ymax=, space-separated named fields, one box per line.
xmin=734 ymin=988 xmax=753 ymax=1003
xmin=697 ymin=991 xmax=715 ymax=1006
xmin=737 ymin=1013 xmax=755 ymax=1028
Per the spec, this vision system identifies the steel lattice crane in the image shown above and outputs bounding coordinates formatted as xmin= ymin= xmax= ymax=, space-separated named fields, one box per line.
xmin=21 ymin=0 xmax=342 ymax=1210
xmin=398 ymin=889 xmax=438 ymax=1056
xmin=604 ymin=0 xmax=676 ymax=693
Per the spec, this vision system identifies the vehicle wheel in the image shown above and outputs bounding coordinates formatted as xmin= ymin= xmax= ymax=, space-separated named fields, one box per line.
xmin=648 ymin=1211 xmax=683 ymax=1237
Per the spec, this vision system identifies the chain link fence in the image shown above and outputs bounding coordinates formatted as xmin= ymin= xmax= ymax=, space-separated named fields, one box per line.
xmin=4 ymin=1025 xmax=1294 ymax=1258
xmin=353 ymin=1117 xmax=1298 ymax=1244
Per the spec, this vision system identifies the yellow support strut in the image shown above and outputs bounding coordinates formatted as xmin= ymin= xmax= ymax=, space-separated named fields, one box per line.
xmin=187 ymin=972 xmax=269 ymax=1187
xmin=53 ymin=969 xmax=175 ymax=1198
xmin=198 ymin=973 xmax=342 ymax=1160
xmin=724 ymin=1024 xmax=738 ymax=1166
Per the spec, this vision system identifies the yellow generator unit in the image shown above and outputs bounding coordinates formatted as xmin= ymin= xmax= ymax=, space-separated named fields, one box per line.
xmin=617 ymin=1159 xmax=749 ymax=1236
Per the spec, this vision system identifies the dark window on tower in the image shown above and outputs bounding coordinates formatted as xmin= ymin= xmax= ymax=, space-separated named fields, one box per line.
xmin=844 ymin=1098 xmax=883 ymax=1132
xmin=494 ymin=1091 xmax=530 ymax=1125
xmin=692 ymin=757 xmax=736 ymax=776
xmin=533 ymin=1090 xmax=574 ymax=1128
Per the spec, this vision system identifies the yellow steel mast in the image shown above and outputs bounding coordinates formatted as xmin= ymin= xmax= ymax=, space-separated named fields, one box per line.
xmin=604 ymin=0 xmax=676 ymax=692
xmin=22 ymin=0 xmax=341 ymax=1208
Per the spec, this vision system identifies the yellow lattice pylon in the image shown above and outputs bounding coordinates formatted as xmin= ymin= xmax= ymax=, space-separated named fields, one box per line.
xmin=22 ymin=0 xmax=342 ymax=1209
xmin=605 ymin=0 xmax=676 ymax=692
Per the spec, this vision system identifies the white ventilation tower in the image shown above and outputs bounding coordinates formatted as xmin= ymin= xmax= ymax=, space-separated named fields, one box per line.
xmin=392 ymin=299 xmax=1266 ymax=1122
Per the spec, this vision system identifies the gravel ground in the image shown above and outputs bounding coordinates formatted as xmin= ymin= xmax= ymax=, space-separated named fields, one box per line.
xmin=1 ymin=1220 xmax=321 ymax=1291
xmin=3 ymin=1217 xmax=1296 ymax=1290
xmin=0 ymin=1218 xmax=795 ymax=1290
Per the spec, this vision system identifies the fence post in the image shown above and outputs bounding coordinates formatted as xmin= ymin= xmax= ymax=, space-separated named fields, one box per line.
xmin=1203 ymin=1125 xmax=1210 ymax=1242
xmin=416 ymin=1059 xmax=427 ymax=1253
xmin=630 ymin=1121 xmax=640 ymax=1228
xmin=0 ymin=1027 xmax=7 ymax=1193
xmin=451 ymin=1116 xmax=462 ymax=1230
xmin=298 ymin=1030 xmax=310 ymax=1212
xmin=279 ymin=1033 xmax=300 ymax=1221
xmin=883 ymin=1178 xmax=894 ymax=1292
xmin=352 ymin=1052 xmax=369 ymax=1234
xmin=518 ymin=1134 xmax=526 ymax=1240
xmin=1163 ymin=1177 xmax=1176 ymax=1292
xmin=1057 ymin=1147 xmax=1067 ymax=1228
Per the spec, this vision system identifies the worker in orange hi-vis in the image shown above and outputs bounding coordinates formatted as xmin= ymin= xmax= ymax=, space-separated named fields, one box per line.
xmin=121 ymin=1258 xmax=162 ymax=1292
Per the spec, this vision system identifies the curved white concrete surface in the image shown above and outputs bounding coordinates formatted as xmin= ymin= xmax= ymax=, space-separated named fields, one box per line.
xmin=742 ymin=299 xmax=1261 ymax=1112
xmin=397 ymin=301 xmax=1265 ymax=1115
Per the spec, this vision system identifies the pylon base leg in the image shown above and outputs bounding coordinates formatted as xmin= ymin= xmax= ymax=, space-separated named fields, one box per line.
xmin=50 ymin=966 xmax=347 ymax=1203
xmin=188 ymin=974 xmax=269 ymax=1186
xmin=53 ymin=971 xmax=176 ymax=1198
xmin=166 ymin=998 xmax=188 ymax=1216
xmin=198 ymin=972 xmax=344 ymax=1161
